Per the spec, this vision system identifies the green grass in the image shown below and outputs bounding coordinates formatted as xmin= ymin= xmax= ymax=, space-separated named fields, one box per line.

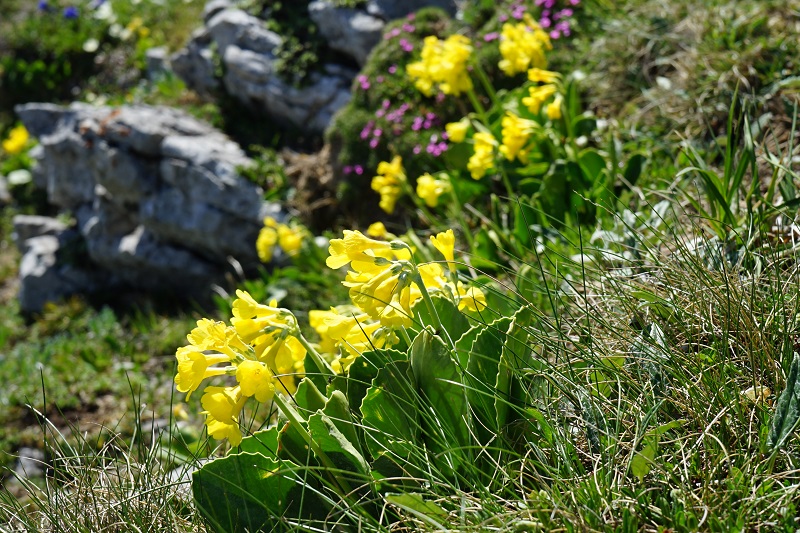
xmin=3 ymin=0 xmax=800 ymax=530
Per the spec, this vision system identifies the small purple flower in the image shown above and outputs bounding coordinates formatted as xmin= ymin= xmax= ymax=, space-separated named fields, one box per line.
xmin=540 ymin=18 xmax=552 ymax=28
xmin=357 ymin=75 xmax=370 ymax=90
xmin=406 ymin=13 xmax=415 ymax=20
xmin=385 ymin=27 xmax=401 ymax=39
xmin=373 ymin=128 xmax=382 ymax=137
xmin=413 ymin=145 xmax=422 ymax=155
xmin=376 ymin=75 xmax=384 ymax=83
xmin=399 ymin=38 xmax=414 ymax=52
xmin=343 ymin=165 xmax=353 ymax=175
xmin=412 ymin=117 xmax=424 ymax=131
xmin=63 ymin=5 xmax=79 ymax=18
xmin=483 ymin=32 xmax=499 ymax=42
xmin=435 ymin=92 xmax=445 ymax=103
xmin=388 ymin=64 xmax=397 ymax=74
xmin=375 ymin=109 xmax=385 ymax=118
xmin=360 ymin=121 xmax=374 ymax=140
xmin=569 ymin=0 xmax=580 ymax=5
xmin=37 ymin=0 xmax=49 ymax=11
xmin=369 ymin=138 xmax=379 ymax=149
xmin=382 ymin=99 xmax=391 ymax=109
xmin=499 ymin=13 xmax=508 ymax=22
xmin=550 ymin=29 xmax=561 ymax=39
xmin=426 ymin=112 xmax=437 ymax=120
xmin=354 ymin=165 xmax=364 ymax=175
xmin=402 ymin=23 xmax=415 ymax=32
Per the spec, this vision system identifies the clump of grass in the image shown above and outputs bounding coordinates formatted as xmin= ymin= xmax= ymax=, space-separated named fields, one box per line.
xmin=0 ymin=395 xmax=207 ymax=532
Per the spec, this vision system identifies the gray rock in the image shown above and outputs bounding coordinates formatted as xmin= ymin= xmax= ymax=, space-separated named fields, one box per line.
xmin=170 ymin=35 xmax=219 ymax=97
xmin=203 ymin=0 xmax=232 ymax=22
xmin=309 ymin=1 xmax=384 ymax=66
xmin=0 ymin=174 xmax=10 ymax=205
xmin=12 ymin=215 xmax=68 ymax=252
xmin=13 ymin=102 xmax=283 ymax=313
xmin=145 ymin=46 xmax=170 ymax=80
xmin=366 ymin=0 xmax=457 ymax=20
xmin=15 ymin=447 xmax=46 ymax=479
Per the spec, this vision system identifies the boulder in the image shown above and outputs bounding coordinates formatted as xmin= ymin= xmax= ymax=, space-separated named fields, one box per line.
xmin=13 ymin=102 xmax=282 ymax=312
xmin=308 ymin=1 xmax=384 ymax=66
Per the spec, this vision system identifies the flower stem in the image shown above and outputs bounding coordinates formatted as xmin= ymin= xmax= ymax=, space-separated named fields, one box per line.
xmin=412 ymin=270 xmax=455 ymax=351
xmin=295 ymin=332 xmax=336 ymax=377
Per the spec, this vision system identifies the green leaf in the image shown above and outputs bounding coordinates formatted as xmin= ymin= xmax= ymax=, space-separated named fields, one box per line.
xmin=410 ymin=330 xmax=471 ymax=474
xmin=497 ymin=306 xmax=533 ymax=431
xmin=467 ymin=317 xmax=511 ymax=444
xmin=623 ymin=153 xmax=646 ymax=186
xmin=193 ymin=453 xmax=326 ymax=532
xmin=240 ymin=426 xmax=280 ymax=456
xmin=578 ymin=149 xmax=607 ymax=184
xmin=630 ymin=438 xmax=657 ymax=482
xmin=412 ymin=295 xmax=471 ymax=346
xmin=308 ymin=412 xmax=369 ymax=476
xmin=361 ymin=361 xmax=418 ymax=461
xmin=295 ymin=377 xmax=328 ymax=418
xmin=385 ymin=493 xmax=448 ymax=530
xmin=347 ymin=348 xmax=407 ymax=416
xmin=768 ymin=352 xmax=800 ymax=451
xmin=323 ymin=389 xmax=361 ymax=453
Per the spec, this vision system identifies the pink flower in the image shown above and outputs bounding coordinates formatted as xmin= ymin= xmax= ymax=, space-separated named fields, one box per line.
xmin=413 ymin=145 xmax=422 ymax=154
xmin=483 ymin=32 xmax=499 ymax=42
xmin=369 ymin=138 xmax=379 ymax=148
xmin=355 ymin=165 xmax=364 ymax=175
xmin=402 ymin=23 xmax=415 ymax=32
xmin=399 ymin=38 xmax=414 ymax=52
xmin=388 ymin=64 xmax=397 ymax=74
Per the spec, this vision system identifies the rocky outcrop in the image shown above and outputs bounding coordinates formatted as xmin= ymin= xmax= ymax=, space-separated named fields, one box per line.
xmin=171 ymin=0 xmax=458 ymax=134
xmin=13 ymin=102 xmax=280 ymax=313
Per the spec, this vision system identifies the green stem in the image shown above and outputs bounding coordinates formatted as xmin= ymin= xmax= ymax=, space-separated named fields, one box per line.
xmin=466 ymin=88 xmax=489 ymax=124
xmin=498 ymin=166 xmax=516 ymax=201
xmin=472 ymin=61 xmax=499 ymax=108
xmin=295 ymin=332 xmax=336 ymax=377
xmin=398 ymin=325 xmax=412 ymax=347
xmin=272 ymin=393 xmax=353 ymax=496
xmin=448 ymin=178 xmax=475 ymax=251
xmin=402 ymin=178 xmax=438 ymax=226
xmin=412 ymin=270 xmax=455 ymax=351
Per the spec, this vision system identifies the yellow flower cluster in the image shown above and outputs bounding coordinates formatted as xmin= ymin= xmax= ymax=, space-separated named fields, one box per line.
xmin=174 ymin=290 xmax=305 ymax=446
xmin=326 ymin=229 xmax=486 ymax=331
xmin=406 ymin=34 xmax=473 ymax=97
xmin=256 ymin=217 xmax=307 ymax=263
xmin=310 ymin=306 xmax=395 ymax=373
xmin=467 ymin=131 xmax=498 ymax=180
xmin=371 ymin=156 xmax=406 ymax=214
xmin=416 ymin=173 xmax=452 ymax=207
xmin=2 ymin=125 xmax=29 ymax=155
xmin=445 ymin=118 xmax=470 ymax=143
xmin=499 ymin=112 xmax=539 ymax=163
xmin=522 ymin=67 xmax=562 ymax=119
xmin=498 ymin=15 xmax=552 ymax=76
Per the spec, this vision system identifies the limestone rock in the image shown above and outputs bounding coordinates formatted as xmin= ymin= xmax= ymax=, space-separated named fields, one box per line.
xmin=366 ymin=0 xmax=457 ymax=20
xmin=13 ymin=102 xmax=282 ymax=312
xmin=308 ymin=1 xmax=384 ymax=66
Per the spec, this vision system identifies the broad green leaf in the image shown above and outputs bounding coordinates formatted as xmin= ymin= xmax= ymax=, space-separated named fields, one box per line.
xmin=410 ymin=330 xmax=471 ymax=473
xmin=412 ymin=295 xmax=471 ymax=346
xmin=513 ymin=200 xmax=540 ymax=249
xmin=768 ymin=352 xmax=800 ymax=451
xmin=578 ymin=149 xmax=607 ymax=184
xmin=467 ymin=317 xmax=511 ymax=443
xmin=308 ymin=412 xmax=369 ymax=476
xmin=630 ymin=439 xmax=657 ymax=482
xmin=323 ymin=389 xmax=361 ymax=453
xmin=623 ymin=153 xmax=646 ymax=186
xmin=385 ymin=493 xmax=448 ymax=529
xmin=240 ymin=426 xmax=280 ymax=456
xmin=295 ymin=377 xmax=327 ymax=418
xmin=361 ymin=361 xmax=418 ymax=461
xmin=347 ymin=348 xmax=407 ymax=416
xmin=193 ymin=453 xmax=326 ymax=532
xmin=497 ymin=306 xmax=533 ymax=431
xmin=455 ymin=323 xmax=486 ymax=368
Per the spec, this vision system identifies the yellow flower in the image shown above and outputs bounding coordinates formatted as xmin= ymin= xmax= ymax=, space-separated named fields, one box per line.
xmin=467 ymin=131 xmax=497 ymax=180
xmin=546 ymin=93 xmax=564 ymax=120
xmin=277 ymin=224 xmax=304 ymax=256
xmin=326 ymin=229 xmax=410 ymax=271
xmin=498 ymin=15 xmax=552 ymax=76
xmin=527 ymin=68 xmax=561 ymax=84
xmin=416 ymin=173 xmax=451 ymax=207
xmin=445 ymin=117 xmax=470 ymax=143
xmin=522 ymin=84 xmax=557 ymax=115
xmin=499 ymin=112 xmax=538 ymax=163
xmin=174 ymin=346 xmax=231 ymax=398
xmin=407 ymin=34 xmax=473 ymax=96
xmin=201 ymin=386 xmax=247 ymax=446
xmin=366 ymin=221 xmax=391 ymax=240
xmin=430 ymin=229 xmax=456 ymax=272
xmin=456 ymin=283 xmax=488 ymax=312
xmin=371 ymin=155 xmax=407 ymax=214
xmin=186 ymin=318 xmax=248 ymax=359
xmin=310 ymin=306 xmax=389 ymax=373
xmin=235 ymin=360 xmax=275 ymax=403
xmin=256 ymin=217 xmax=279 ymax=263
xmin=2 ymin=125 xmax=29 ymax=155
